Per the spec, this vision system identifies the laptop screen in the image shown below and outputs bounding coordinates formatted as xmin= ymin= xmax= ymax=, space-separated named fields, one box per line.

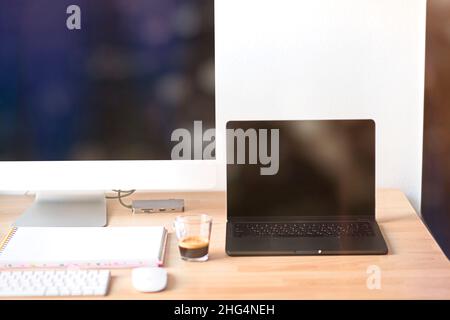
xmin=226 ymin=120 xmax=375 ymax=219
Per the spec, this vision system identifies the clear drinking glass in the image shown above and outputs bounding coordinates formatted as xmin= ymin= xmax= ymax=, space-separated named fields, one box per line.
xmin=173 ymin=214 xmax=212 ymax=262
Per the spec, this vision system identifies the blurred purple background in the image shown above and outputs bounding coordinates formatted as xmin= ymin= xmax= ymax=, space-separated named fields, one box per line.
xmin=0 ymin=0 xmax=215 ymax=161
xmin=423 ymin=0 xmax=450 ymax=259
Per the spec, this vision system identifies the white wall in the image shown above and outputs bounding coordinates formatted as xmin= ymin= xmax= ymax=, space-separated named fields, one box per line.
xmin=1 ymin=0 xmax=426 ymax=212
xmin=214 ymin=0 xmax=426 ymax=211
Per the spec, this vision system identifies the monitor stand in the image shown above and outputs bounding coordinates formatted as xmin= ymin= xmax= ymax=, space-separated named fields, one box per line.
xmin=14 ymin=192 xmax=107 ymax=227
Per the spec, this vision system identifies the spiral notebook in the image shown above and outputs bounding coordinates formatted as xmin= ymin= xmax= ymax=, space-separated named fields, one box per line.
xmin=0 ymin=226 xmax=167 ymax=269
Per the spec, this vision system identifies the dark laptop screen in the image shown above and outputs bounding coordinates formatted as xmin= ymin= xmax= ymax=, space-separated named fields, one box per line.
xmin=226 ymin=120 xmax=375 ymax=219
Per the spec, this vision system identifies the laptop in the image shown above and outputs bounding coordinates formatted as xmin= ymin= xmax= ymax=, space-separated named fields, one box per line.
xmin=226 ymin=120 xmax=388 ymax=255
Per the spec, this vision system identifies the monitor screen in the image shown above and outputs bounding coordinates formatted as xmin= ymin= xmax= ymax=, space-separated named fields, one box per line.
xmin=0 ymin=0 xmax=215 ymax=161
xmin=226 ymin=120 xmax=375 ymax=218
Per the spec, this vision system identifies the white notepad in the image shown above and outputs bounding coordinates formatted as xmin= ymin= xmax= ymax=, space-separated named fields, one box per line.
xmin=0 ymin=227 xmax=167 ymax=269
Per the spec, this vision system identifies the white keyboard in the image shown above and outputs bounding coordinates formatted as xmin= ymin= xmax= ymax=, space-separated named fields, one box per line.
xmin=0 ymin=270 xmax=110 ymax=297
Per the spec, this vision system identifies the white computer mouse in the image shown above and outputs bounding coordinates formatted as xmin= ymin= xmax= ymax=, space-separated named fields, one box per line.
xmin=132 ymin=267 xmax=168 ymax=293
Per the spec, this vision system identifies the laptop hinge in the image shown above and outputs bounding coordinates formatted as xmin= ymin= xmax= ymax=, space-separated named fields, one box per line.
xmin=228 ymin=215 xmax=375 ymax=223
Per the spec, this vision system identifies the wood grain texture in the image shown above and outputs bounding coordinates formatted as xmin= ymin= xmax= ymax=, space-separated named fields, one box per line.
xmin=0 ymin=189 xmax=449 ymax=300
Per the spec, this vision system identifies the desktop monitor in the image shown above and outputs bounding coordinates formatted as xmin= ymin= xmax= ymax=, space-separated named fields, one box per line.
xmin=0 ymin=0 xmax=216 ymax=226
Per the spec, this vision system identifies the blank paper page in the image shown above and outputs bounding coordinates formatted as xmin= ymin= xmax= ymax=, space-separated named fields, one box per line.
xmin=0 ymin=227 xmax=166 ymax=268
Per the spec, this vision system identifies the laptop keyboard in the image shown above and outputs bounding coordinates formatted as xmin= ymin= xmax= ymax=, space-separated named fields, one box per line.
xmin=233 ymin=222 xmax=375 ymax=238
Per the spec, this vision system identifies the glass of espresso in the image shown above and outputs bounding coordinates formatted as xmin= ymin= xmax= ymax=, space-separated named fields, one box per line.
xmin=174 ymin=214 xmax=212 ymax=262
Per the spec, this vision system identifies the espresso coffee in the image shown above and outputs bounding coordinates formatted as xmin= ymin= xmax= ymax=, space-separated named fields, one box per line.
xmin=178 ymin=236 xmax=209 ymax=259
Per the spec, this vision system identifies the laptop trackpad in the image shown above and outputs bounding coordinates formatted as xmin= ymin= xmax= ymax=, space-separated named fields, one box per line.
xmin=228 ymin=237 xmax=381 ymax=255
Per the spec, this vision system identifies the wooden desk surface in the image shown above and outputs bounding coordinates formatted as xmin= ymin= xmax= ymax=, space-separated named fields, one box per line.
xmin=0 ymin=189 xmax=449 ymax=300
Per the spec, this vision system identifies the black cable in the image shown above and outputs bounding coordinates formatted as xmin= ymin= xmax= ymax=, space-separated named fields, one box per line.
xmin=117 ymin=190 xmax=133 ymax=209
xmin=105 ymin=189 xmax=135 ymax=209
xmin=105 ymin=189 xmax=135 ymax=199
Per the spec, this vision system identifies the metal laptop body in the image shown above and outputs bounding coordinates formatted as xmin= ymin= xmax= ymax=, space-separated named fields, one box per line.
xmin=225 ymin=120 xmax=388 ymax=256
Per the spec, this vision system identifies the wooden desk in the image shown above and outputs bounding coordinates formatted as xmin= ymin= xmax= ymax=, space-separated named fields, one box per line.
xmin=0 ymin=189 xmax=449 ymax=300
